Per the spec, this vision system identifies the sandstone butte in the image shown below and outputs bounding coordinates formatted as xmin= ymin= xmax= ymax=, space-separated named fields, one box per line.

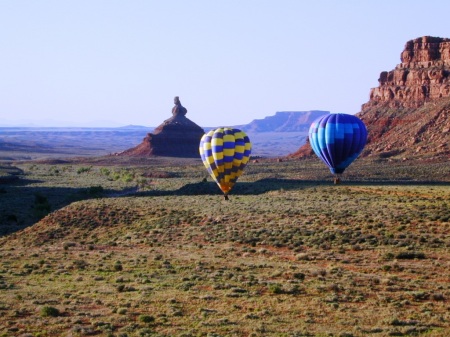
xmin=119 ymin=97 xmax=205 ymax=158
xmin=290 ymin=36 xmax=450 ymax=161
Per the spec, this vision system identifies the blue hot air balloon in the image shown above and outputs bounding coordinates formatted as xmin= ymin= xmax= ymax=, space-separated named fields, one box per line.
xmin=309 ymin=113 xmax=367 ymax=182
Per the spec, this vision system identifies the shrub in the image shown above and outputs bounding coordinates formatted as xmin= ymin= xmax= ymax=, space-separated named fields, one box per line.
xmin=63 ymin=242 xmax=76 ymax=250
xmin=114 ymin=262 xmax=123 ymax=271
xmin=77 ymin=166 xmax=92 ymax=174
xmin=268 ymin=283 xmax=284 ymax=294
xmin=293 ymin=272 xmax=305 ymax=281
xmin=395 ymin=252 xmax=426 ymax=260
xmin=41 ymin=306 xmax=60 ymax=317
xmin=121 ymin=173 xmax=134 ymax=183
xmin=139 ymin=315 xmax=155 ymax=323
xmin=117 ymin=307 xmax=128 ymax=315
xmin=100 ymin=168 xmax=111 ymax=176
xmin=383 ymin=252 xmax=395 ymax=260
xmin=432 ymin=293 xmax=445 ymax=301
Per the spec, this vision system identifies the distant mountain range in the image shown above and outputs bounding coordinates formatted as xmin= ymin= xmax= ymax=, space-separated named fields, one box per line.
xmin=0 ymin=111 xmax=332 ymax=159
xmin=1 ymin=111 xmax=330 ymax=133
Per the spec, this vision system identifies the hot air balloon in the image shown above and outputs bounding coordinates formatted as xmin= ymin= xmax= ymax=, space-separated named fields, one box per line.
xmin=199 ymin=128 xmax=252 ymax=200
xmin=309 ymin=113 xmax=367 ymax=183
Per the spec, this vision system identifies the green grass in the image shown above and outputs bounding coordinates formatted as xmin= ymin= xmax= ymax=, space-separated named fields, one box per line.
xmin=0 ymin=156 xmax=449 ymax=336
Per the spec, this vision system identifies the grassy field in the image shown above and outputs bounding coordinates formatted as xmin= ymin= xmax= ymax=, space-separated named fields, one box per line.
xmin=0 ymin=157 xmax=449 ymax=337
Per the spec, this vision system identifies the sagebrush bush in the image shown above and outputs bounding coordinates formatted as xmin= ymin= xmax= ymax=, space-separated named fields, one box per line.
xmin=41 ymin=306 xmax=60 ymax=317
xmin=139 ymin=315 xmax=155 ymax=323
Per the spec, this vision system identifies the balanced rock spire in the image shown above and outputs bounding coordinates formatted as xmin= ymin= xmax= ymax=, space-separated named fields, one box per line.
xmin=120 ymin=97 xmax=205 ymax=157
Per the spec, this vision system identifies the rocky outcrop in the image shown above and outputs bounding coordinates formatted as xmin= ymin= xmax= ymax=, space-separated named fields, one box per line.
xmin=358 ymin=96 xmax=450 ymax=159
xmin=120 ymin=97 xmax=205 ymax=157
xmin=363 ymin=36 xmax=450 ymax=109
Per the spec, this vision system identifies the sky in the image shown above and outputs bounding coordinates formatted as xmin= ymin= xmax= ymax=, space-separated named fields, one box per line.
xmin=0 ymin=1 xmax=449 ymax=127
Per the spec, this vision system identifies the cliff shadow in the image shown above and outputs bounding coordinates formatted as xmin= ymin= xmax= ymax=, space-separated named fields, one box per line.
xmin=134 ymin=178 xmax=332 ymax=198
xmin=0 ymin=179 xmax=120 ymax=237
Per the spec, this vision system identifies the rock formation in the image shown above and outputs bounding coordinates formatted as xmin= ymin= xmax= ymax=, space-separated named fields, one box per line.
xmin=120 ymin=97 xmax=205 ymax=157
xmin=363 ymin=36 xmax=450 ymax=109
xmin=289 ymin=36 xmax=450 ymax=161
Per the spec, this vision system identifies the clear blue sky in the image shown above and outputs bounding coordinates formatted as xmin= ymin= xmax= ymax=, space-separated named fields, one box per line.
xmin=1 ymin=1 xmax=449 ymax=127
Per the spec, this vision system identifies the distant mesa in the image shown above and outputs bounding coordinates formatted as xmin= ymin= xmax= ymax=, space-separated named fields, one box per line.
xmin=119 ymin=97 xmax=205 ymax=157
xmin=290 ymin=36 xmax=450 ymax=161
xmin=238 ymin=110 xmax=329 ymax=133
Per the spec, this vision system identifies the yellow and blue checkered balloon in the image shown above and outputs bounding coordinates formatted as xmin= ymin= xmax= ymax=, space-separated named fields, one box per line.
xmin=199 ymin=128 xmax=252 ymax=199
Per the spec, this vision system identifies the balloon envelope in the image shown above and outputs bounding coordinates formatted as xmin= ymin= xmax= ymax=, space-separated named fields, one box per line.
xmin=199 ymin=128 xmax=252 ymax=196
xmin=309 ymin=113 xmax=367 ymax=174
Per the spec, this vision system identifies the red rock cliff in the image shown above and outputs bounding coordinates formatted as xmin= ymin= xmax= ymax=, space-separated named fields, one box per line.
xmin=363 ymin=36 xmax=450 ymax=109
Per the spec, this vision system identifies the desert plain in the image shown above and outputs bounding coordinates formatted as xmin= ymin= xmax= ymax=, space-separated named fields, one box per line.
xmin=0 ymin=156 xmax=449 ymax=337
